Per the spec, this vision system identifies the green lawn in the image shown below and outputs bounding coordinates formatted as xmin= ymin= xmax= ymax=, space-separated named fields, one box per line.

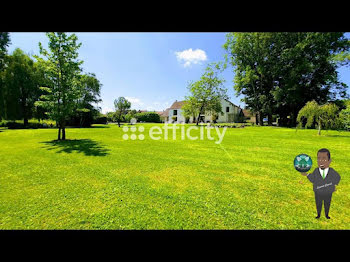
xmin=1 ymin=123 xmax=349 ymax=229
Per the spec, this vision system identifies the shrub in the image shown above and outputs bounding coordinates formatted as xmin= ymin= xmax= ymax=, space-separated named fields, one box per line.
xmin=93 ymin=116 xmax=108 ymax=124
xmin=339 ymin=101 xmax=350 ymax=131
xmin=7 ymin=122 xmax=25 ymax=129
xmin=135 ymin=112 xmax=161 ymax=123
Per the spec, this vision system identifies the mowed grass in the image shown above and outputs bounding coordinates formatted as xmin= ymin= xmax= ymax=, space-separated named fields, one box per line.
xmin=0 ymin=123 xmax=350 ymax=229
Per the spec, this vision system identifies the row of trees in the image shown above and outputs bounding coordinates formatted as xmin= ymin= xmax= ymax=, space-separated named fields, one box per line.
xmin=223 ymin=32 xmax=350 ymax=127
xmin=0 ymin=33 xmax=102 ymax=140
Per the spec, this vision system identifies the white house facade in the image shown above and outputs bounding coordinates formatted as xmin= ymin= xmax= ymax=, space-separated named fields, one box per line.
xmin=164 ymin=99 xmax=242 ymax=123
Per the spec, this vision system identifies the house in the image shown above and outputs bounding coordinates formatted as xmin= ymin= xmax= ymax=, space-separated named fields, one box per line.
xmin=158 ymin=108 xmax=170 ymax=122
xmin=243 ymin=109 xmax=256 ymax=123
xmin=166 ymin=99 xmax=243 ymax=123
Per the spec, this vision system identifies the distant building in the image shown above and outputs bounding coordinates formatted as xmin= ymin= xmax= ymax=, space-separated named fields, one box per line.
xmin=243 ymin=109 xmax=256 ymax=123
xmin=165 ymin=99 xmax=242 ymax=123
xmin=158 ymin=108 xmax=170 ymax=122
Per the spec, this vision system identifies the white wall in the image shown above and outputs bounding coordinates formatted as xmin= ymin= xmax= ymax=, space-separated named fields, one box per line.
xmin=167 ymin=99 xmax=241 ymax=123
xmin=168 ymin=108 xmax=186 ymax=123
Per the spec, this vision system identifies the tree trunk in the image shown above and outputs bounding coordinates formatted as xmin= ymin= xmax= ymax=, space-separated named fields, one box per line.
xmin=257 ymin=112 xmax=263 ymax=126
xmin=61 ymin=120 xmax=66 ymax=140
xmin=267 ymin=112 xmax=272 ymax=126
xmin=318 ymin=119 xmax=321 ymax=136
xmin=196 ymin=104 xmax=204 ymax=126
xmin=24 ymin=117 xmax=28 ymax=127
xmin=118 ymin=121 xmax=120 ymax=127
xmin=22 ymin=98 xmax=28 ymax=127
xmin=58 ymin=127 xmax=61 ymax=140
xmin=290 ymin=112 xmax=296 ymax=128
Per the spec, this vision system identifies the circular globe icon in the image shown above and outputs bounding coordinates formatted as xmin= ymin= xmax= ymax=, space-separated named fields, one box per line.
xmin=294 ymin=154 xmax=312 ymax=172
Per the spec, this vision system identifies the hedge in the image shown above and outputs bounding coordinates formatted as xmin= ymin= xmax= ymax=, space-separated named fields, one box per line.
xmin=135 ymin=112 xmax=161 ymax=123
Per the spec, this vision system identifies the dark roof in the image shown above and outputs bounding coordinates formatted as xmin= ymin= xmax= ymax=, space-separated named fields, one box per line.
xmin=159 ymin=108 xmax=170 ymax=117
xmin=169 ymin=101 xmax=186 ymax=109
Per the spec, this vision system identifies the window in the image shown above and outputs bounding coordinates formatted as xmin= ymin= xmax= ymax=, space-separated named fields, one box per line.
xmin=226 ymin=107 xmax=229 ymax=112
xmin=174 ymin=110 xmax=177 ymax=115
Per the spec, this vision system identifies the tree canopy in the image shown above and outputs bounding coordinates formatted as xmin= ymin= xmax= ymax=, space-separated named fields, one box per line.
xmin=114 ymin=97 xmax=131 ymax=127
xmin=297 ymin=100 xmax=339 ymax=135
xmin=224 ymin=32 xmax=350 ymax=127
xmin=1 ymin=48 xmax=41 ymax=125
xmin=0 ymin=32 xmax=11 ymax=120
xmin=35 ymin=33 xmax=83 ymax=140
xmin=185 ymin=62 xmax=227 ymax=125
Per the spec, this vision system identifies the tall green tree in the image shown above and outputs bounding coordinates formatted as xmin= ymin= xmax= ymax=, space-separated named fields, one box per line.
xmin=224 ymin=32 xmax=350 ymax=127
xmin=185 ymin=62 xmax=227 ymax=125
xmin=35 ymin=33 xmax=83 ymax=140
xmin=223 ymin=33 xmax=276 ymax=126
xmin=297 ymin=100 xmax=339 ymax=135
xmin=2 ymin=48 xmax=39 ymax=125
xmin=69 ymin=73 xmax=102 ymax=127
xmin=114 ymin=97 xmax=131 ymax=127
xmin=0 ymin=32 xmax=11 ymax=120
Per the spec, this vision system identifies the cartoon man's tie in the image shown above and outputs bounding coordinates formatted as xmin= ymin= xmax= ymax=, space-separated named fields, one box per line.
xmin=322 ymin=169 xmax=325 ymax=179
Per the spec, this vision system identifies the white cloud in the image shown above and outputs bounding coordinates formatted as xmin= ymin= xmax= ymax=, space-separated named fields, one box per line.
xmin=175 ymin=48 xmax=208 ymax=67
xmin=125 ymin=97 xmax=144 ymax=108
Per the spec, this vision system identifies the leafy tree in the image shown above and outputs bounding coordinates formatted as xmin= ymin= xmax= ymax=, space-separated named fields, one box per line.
xmin=105 ymin=111 xmax=115 ymax=122
xmin=69 ymin=73 xmax=102 ymax=127
xmin=114 ymin=97 xmax=131 ymax=127
xmin=224 ymin=32 xmax=350 ymax=127
xmin=2 ymin=48 xmax=39 ymax=126
xmin=182 ymin=97 xmax=199 ymax=123
xmin=35 ymin=33 xmax=83 ymax=140
xmin=185 ymin=62 xmax=227 ymax=125
xmin=224 ymin=33 xmax=276 ymax=126
xmin=124 ymin=109 xmax=138 ymax=123
xmin=297 ymin=100 xmax=339 ymax=135
xmin=339 ymin=100 xmax=350 ymax=130
xmin=0 ymin=32 xmax=11 ymax=120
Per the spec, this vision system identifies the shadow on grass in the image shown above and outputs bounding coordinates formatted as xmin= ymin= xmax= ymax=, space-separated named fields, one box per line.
xmin=324 ymin=134 xmax=350 ymax=138
xmin=66 ymin=125 xmax=110 ymax=129
xmin=40 ymin=139 xmax=110 ymax=156
xmin=89 ymin=125 xmax=110 ymax=128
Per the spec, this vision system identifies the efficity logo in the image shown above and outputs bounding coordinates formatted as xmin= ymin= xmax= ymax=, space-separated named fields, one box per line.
xmin=122 ymin=123 xmax=227 ymax=144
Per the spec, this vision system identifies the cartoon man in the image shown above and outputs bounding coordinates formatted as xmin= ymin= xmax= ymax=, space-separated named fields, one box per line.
xmin=301 ymin=148 xmax=341 ymax=219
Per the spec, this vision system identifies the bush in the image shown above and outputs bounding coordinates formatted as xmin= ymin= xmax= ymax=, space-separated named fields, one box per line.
xmin=123 ymin=113 xmax=133 ymax=123
xmin=0 ymin=120 xmax=52 ymax=129
xmin=93 ymin=116 xmax=108 ymax=124
xmin=339 ymin=102 xmax=350 ymax=131
xmin=135 ymin=112 xmax=161 ymax=123
xmin=7 ymin=122 xmax=25 ymax=129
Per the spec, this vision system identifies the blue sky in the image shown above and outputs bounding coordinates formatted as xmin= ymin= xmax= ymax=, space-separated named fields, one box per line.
xmin=8 ymin=32 xmax=350 ymax=113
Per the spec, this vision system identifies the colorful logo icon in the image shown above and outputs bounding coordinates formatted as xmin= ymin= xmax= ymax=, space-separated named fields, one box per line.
xmin=294 ymin=154 xmax=312 ymax=172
